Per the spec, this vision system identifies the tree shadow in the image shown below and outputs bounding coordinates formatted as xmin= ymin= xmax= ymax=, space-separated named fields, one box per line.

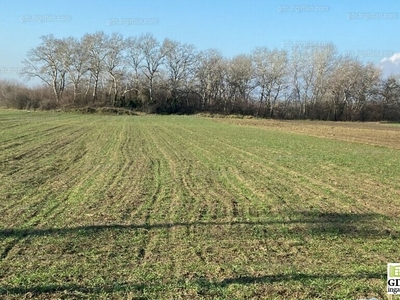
xmin=0 ymin=211 xmax=395 ymax=239
xmin=289 ymin=211 xmax=395 ymax=238
xmin=216 ymin=271 xmax=384 ymax=286
xmin=0 ymin=212 xmax=392 ymax=297
xmin=0 ymin=271 xmax=385 ymax=296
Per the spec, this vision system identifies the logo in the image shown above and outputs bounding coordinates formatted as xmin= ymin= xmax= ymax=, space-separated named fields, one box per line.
xmin=388 ymin=263 xmax=400 ymax=294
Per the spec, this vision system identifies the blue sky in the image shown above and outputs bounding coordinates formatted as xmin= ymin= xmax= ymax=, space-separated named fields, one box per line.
xmin=1 ymin=0 xmax=400 ymax=83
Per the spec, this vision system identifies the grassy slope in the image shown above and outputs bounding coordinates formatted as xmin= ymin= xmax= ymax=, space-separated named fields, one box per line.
xmin=0 ymin=110 xmax=399 ymax=299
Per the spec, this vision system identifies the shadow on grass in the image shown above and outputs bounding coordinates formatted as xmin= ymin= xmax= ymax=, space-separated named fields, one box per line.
xmin=0 ymin=212 xmax=390 ymax=297
xmin=0 ymin=211 xmax=394 ymax=239
xmin=0 ymin=271 xmax=385 ymax=296
xmin=216 ymin=271 xmax=384 ymax=286
xmin=0 ymin=283 xmax=145 ymax=297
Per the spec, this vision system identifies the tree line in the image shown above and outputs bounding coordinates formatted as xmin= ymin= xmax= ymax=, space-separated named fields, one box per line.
xmin=1 ymin=31 xmax=400 ymax=121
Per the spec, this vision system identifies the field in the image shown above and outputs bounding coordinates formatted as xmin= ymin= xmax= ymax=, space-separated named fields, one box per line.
xmin=1 ymin=109 xmax=400 ymax=299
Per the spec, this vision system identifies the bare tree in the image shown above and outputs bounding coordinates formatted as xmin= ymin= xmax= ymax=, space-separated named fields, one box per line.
xmin=139 ymin=33 xmax=165 ymax=107
xmin=252 ymin=47 xmax=288 ymax=118
xmin=22 ymin=35 xmax=66 ymax=103
xmin=328 ymin=56 xmax=357 ymax=120
xmin=195 ymin=49 xmax=227 ymax=110
xmin=15 ymin=31 xmax=400 ymax=120
xmin=162 ymin=38 xmax=197 ymax=111
xmin=327 ymin=56 xmax=380 ymax=120
xmin=226 ymin=54 xmax=254 ymax=113
xmin=103 ymin=33 xmax=125 ymax=106
xmin=308 ymin=44 xmax=337 ymax=118
xmin=125 ymin=36 xmax=144 ymax=103
xmin=378 ymin=75 xmax=400 ymax=120
xmin=350 ymin=62 xmax=381 ymax=120
xmin=58 ymin=37 xmax=89 ymax=104
xmin=81 ymin=31 xmax=109 ymax=103
xmin=288 ymin=45 xmax=316 ymax=118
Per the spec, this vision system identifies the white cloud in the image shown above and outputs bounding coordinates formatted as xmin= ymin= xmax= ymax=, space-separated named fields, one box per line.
xmin=381 ymin=53 xmax=400 ymax=64
xmin=379 ymin=53 xmax=400 ymax=78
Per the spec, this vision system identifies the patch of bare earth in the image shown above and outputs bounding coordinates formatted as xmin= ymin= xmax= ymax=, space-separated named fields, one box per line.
xmin=215 ymin=118 xmax=400 ymax=149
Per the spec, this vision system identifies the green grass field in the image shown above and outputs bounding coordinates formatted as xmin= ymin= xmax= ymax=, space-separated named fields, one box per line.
xmin=1 ymin=109 xmax=399 ymax=299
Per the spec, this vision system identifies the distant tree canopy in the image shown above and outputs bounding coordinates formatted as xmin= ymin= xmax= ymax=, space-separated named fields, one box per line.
xmin=1 ymin=31 xmax=399 ymax=121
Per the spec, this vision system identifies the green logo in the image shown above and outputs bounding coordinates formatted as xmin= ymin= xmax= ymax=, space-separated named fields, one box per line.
xmin=389 ymin=264 xmax=400 ymax=278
